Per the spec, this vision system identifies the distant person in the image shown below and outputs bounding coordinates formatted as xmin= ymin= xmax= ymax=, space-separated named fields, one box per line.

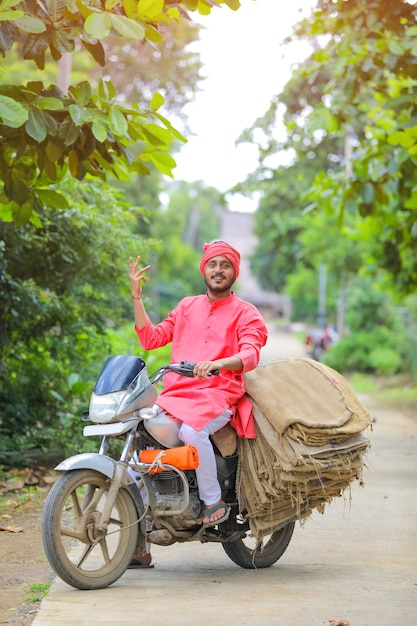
xmin=306 ymin=324 xmax=338 ymax=361
xmin=322 ymin=324 xmax=338 ymax=350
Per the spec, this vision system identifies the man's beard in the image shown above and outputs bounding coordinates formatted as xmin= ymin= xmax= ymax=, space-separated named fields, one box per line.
xmin=204 ymin=274 xmax=234 ymax=294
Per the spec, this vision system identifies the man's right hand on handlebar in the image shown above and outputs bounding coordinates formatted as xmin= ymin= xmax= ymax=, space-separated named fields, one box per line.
xmin=193 ymin=361 xmax=221 ymax=379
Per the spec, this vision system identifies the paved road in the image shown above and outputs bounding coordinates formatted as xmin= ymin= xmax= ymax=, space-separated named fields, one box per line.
xmin=33 ymin=330 xmax=417 ymax=625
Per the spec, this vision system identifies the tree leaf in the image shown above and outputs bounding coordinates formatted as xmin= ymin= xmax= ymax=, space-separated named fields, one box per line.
xmin=68 ymin=103 xmax=83 ymax=125
xmin=13 ymin=15 xmax=46 ymax=32
xmin=141 ymin=149 xmax=176 ymax=176
xmin=123 ymin=0 xmax=137 ymax=19
xmin=136 ymin=0 xmax=164 ymax=20
xmin=109 ymin=14 xmax=145 ymax=39
xmin=45 ymin=140 xmax=64 ymax=162
xmin=80 ymin=38 xmax=106 ymax=66
xmin=0 ymin=94 xmax=28 ymax=127
xmin=34 ymin=188 xmax=69 ymax=209
xmin=109 ymin=106 xmax=128 ymax=135
xmin=149 ymin=91 xmax=164 ymax=111
xmin=68 ymin=149 xmax=79 ymax=177
xmin=42 ymin=154 xmax=57 ymax=181
xmin=144 ymin=23 xmax=162 ymax=43
xmin=41 ymin=110 xmax=59 ymax=135
xmin=33 ymin=96 xmax=64 ymax=111
xmin=71 ymin=81 xmax=93 ymax=107
xmin=0 ymin=9 xmax=23 ymax=20
xmin=92 ymin=118 xmax=107 ymax=142
xmin=51 ymin=28 xmax=75 ymax=53
xmin=25 ymin=107 xmax=47 ymax=142
xmin=166 ymin=6 xmax=180 ymax=20
xmin=0 ymin=0 xmax=22 ymax=9
xmin=4 ymin=170 xmax=29 ymax=204
xmin=98 ymin=79 xmax=115 ymax=101
xmin=182 ymin=0 xmax=198 ymax=9
xmin=12 ymin=200 xmax=33 ymax=225
xmin=141 ymin=122 xmax=172 ymax=145
xmin=45 ymin=0 xmax=67 ymax=22
xmin=223 ymin=0 xmax=241 ymax=10
xmin=22 ymin=32 xmax=50 ymax=61
xmin=84 ymin=12 xmax=112 ymax=38
xmin=57 ymin=116 xmax=80 ymax=147
xmin=0 ymin=200 xmax=13 ymax=222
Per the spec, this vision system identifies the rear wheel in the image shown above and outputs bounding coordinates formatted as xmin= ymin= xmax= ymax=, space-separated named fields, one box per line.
xmin=222 ymin=520 xmax=295 ymax=569
xmin=42 ymin=469 xmax=138 ymax=590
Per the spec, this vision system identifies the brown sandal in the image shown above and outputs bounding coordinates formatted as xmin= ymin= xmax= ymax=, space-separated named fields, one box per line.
xmin=202 ymin=502 xmax=230 ymax=528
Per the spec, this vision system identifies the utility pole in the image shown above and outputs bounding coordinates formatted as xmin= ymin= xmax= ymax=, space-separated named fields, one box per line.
xmin=337 ymin=274 xmax=346 ymax=339
xmin=318 ymin=263 xmax=327 ymax=328
xmin=335 ymin=124 xmax=355 ymax=338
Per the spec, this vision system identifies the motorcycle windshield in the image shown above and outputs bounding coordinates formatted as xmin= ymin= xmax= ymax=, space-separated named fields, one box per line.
xmin=93 ymin=355 xmax=146 ymax=394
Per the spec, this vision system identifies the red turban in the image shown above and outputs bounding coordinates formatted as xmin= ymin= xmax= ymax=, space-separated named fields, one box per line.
xmin=199 ymin=241 xmax=241 ymax=281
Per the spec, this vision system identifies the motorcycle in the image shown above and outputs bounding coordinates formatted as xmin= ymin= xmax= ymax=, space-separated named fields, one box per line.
xmin=42 ymin=355 xmax=295 ymax=590
xmin=305 ymin=325 xmax=339 ymax=362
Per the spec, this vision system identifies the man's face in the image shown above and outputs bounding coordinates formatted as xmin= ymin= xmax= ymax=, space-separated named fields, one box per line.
xmin=203 ymin=255 xmax=235 ymax=295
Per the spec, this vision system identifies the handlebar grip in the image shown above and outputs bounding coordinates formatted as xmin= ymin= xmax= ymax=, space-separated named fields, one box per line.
xmin=168 ymin=362 xmax=221 ymax=377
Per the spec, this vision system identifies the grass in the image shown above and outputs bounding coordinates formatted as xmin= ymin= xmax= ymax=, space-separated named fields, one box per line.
xmin=0 ymin=484 xmax=43 ymax=512
xmin=349 ymin=372 xmax=417 ymax=418
xmin=25 ymin=581 xmax=51 ymax=603
xmin=348 ymin=373 xmax=380 ymax=394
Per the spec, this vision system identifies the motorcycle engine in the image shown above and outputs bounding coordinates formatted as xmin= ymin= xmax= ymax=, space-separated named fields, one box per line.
xmin=149 ymin=470 xmax=201 ymax=528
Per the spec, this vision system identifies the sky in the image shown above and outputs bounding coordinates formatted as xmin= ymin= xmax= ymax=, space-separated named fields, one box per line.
xmin=171 ymin=0 xmax=316 ymax=210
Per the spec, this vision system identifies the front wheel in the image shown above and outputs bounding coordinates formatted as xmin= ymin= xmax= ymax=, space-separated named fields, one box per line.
xmin=222 ymin=520 xmax=295 ymax=569
xmin=42 ymin=469 xmax=139 ymax=590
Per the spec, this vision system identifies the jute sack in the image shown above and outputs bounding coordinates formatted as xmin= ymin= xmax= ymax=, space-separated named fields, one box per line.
xmin=243 ymin=357 xmax=372 ymax=436
xmin=238 ymin=357 xmax=372 ymax=539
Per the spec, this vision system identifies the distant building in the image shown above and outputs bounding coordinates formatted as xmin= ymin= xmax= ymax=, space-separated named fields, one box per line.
xmin=221 ymin=211 xmax=291 ymax=320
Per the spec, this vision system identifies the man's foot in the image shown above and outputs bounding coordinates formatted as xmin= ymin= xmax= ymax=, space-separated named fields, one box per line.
xmin=203 ymin=501 xmax=230 ymax=527
xmin=127 ymin=553 xmax=154 ymax=569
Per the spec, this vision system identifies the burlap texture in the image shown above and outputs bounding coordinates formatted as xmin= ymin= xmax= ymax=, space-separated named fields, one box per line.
xmin=238 ymin=357 xmax=372 ymax=539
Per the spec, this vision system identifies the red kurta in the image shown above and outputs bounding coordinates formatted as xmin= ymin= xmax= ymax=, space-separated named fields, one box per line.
xmin=135 ymin=293 xmax=268 ymax=438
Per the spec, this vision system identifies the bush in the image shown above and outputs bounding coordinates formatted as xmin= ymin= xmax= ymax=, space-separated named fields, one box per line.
xmin=323 ymin=327 xmax=405 ymax=374
xmin=368 ymin=347 xmax=402 ymax=376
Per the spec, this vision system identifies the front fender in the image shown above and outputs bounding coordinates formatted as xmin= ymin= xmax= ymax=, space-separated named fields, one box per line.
xmin=54 ymin=453 xmax=134 ymax=485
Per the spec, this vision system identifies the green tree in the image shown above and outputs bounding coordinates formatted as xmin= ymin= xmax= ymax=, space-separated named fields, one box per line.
xmin=0 ymin=177 xmax=155 ymax=464
xmin=95 ymin=21 xmax=204 ymax=123
xmin=239 ymin=127 xmax=361 ymax=326
xmin=0 ymin=0 xmax=239 ymax=225
xmin=322 ymin=278 xmax=414 ymax=376
xmin=238 ymin=0 xmax=416 ymax=342
xmin=282 ymin=0 xmax=417 ymax=295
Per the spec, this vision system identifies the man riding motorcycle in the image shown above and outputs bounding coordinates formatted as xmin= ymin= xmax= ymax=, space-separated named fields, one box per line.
xmin=129 ymin=240 xmax=268 ymax=566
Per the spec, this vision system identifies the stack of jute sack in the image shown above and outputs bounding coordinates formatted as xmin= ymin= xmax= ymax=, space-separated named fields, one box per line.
xmin=238 ymin=357 xmax=372 ymax=539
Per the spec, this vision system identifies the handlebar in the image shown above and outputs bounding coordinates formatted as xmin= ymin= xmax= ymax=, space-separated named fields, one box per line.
xmin=168 ymin=361 xmax=220 ymax=377
xmin=149 ymin=361 xmax=220 ymax=386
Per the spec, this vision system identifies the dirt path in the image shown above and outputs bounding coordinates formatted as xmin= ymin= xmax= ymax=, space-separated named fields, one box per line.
xmin=29 ymin=330 xmax=417 ymax=625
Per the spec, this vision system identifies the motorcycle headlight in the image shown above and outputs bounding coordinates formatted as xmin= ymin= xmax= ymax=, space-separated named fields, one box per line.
xmin=88 ymin=391 xmax=126 ymax=423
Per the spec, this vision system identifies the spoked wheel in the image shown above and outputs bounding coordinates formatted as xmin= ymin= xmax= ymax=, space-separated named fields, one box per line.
xmin=222 ymin=520 xmax=295 ymax=569
xmin=42 ymin=469 xmax=138 ymax=590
